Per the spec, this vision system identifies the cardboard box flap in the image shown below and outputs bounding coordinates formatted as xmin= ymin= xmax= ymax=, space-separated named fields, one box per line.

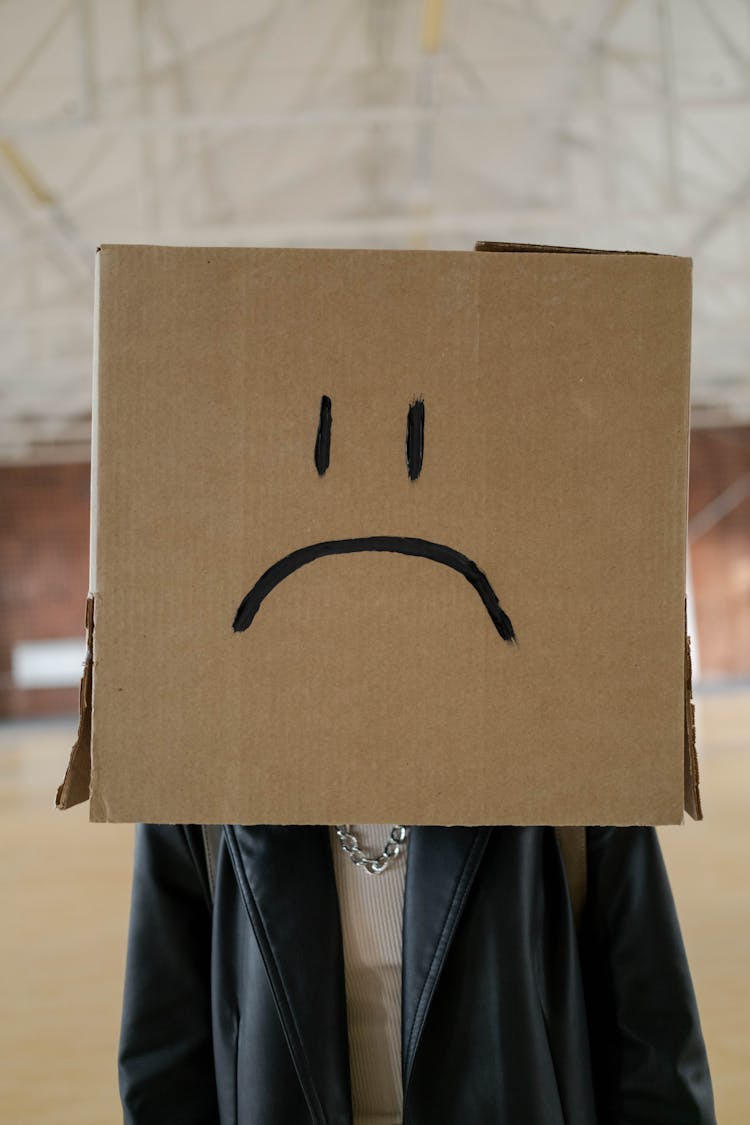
xmin=474 ymin=240 xmax=661 ymax=256
xmin=55 ymin=594 xmax=94 ymax=810
xmin=684 ymin=613 xmax=702 ymax=821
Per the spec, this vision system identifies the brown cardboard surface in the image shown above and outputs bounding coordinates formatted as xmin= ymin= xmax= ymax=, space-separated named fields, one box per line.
xmin=59 ymin=243 xmax=697 ymax=825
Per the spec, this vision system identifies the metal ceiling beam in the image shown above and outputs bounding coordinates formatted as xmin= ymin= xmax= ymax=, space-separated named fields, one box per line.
xmin=0 ymin=0 xmax=76 ymax=111
xmin=133 ymin=0 xmax=159 ymax=230
xmin=4 ymin=91 xmax=750 ymax=139
xmin=518 ymin=0 xmax=635 ymax=200
xmin=685 ymin=168 xmax=750 ymax=251
xmin=0 ymin=148 xmax=90 ymax=281
xmin=603 ymin=49 xmax=745 ymax=181
xmin=76 ymin=0 xmax=98 ymax=119
xmin=656 ymin=0 xmax=680 ymax=206
xmin=243 ymin=1 xmax=358 ymax=211
xmin=693 ymin=0 xmax=750 ymax=78
xmin=102 ymin=204 xmax=750 ymax=243
xmin=408 ymin=0 xmax=444 ymax=247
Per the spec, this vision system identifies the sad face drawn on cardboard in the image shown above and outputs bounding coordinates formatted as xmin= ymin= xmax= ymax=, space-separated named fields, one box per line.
xmin=55 ymin=244 xmax=694 ymax=825
xmin=232 ymin=394 xmax=517 ymax=645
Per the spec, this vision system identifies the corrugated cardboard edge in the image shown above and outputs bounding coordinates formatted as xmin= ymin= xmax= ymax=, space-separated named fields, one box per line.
xmin=55 ymin=594 xmax=94 ymax=810
xmin=684 ymin=606 xmax=702 ymax=820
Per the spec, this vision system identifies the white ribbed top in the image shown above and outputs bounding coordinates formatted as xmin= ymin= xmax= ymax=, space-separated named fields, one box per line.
xmin=330 ymin=825 xmax=407 ymax=1125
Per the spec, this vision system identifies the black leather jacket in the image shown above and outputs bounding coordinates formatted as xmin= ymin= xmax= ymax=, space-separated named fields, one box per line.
xmin=119 ymin=824 xmax=716 ymax=1124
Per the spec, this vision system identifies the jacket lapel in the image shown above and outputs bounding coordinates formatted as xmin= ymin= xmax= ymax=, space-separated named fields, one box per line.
xmin=401 ymin=826 xmax=493 ymax=1100
xmin=223 ymin=824 xmax=352 ymax=1125
xmin=224 ymin=823 xmax=492 ymax=1125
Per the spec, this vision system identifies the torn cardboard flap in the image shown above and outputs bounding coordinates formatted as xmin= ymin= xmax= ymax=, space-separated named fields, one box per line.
xmin=56 ymin=593 xmax=94 ymax=810
xmin=684 ymin=612 xmax=702 ymax=821
xmin=474 ymin=239 xmax=661 ymax=256
xmin=56 ymin=241 xmax=699 ymax=826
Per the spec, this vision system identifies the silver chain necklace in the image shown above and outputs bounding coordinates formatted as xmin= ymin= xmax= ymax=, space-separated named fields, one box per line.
xmin=334 ymin=824 xmax=409 ymax=875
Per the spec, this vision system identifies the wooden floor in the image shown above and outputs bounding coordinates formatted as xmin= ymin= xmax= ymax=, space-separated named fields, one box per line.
xmin=0 ymin=699 xmax=748 ymax=1124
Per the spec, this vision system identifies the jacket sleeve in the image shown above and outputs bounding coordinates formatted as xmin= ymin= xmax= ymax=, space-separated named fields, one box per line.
xmin=118 ymin=824 xmax=220 ymax=1125
xmin=581 ymin=826 xmax=716 ymax=1125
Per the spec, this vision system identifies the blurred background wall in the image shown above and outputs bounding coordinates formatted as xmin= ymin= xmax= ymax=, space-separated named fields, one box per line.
xmin=0 ymin=2 xmax=748 ymax=1122
xmin=0 ymin=463 xmax=89 ymax=717
xmin=690 ymin=427 xmax=750 ymax=679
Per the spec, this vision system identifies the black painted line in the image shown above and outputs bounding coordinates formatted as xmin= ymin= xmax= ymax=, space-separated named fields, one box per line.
xmin=233 ymin=536 xmax=515 ymax=643
xmin=406 ymin=398 xmax=424 ymax=480
xmin=314 ymin=394 xmax=332 ymax=475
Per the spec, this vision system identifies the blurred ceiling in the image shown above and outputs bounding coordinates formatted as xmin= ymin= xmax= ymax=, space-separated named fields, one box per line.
xmin=1 ymin=0 xmax=749 ymax=464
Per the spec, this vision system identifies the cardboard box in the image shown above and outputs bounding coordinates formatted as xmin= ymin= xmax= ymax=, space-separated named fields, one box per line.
xmin=57 ymin=241 xmax=701 ymax=825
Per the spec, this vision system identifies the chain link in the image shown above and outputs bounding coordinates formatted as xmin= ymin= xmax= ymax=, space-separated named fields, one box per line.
xmin=334 ymin=824 xmax=409 ymax=875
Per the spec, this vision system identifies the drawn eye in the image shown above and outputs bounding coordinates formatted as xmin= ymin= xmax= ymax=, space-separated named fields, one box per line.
xmin=315 ymin=394 xmax=332 ymax=475
xmin=405 ymin=398 xmax=424 ymax=480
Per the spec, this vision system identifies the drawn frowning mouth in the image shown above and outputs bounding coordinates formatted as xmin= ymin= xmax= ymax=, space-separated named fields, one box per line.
xmin=233 ymin=535 xmax=516 ymax=643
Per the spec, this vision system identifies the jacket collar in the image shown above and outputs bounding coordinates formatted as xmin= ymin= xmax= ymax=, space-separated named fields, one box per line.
xmin=223 ymin=823 xmax=491 ymax=1125
xmin=223 ymin=825 xmax=350 ymax=1125
xmin=401 ymin=826 xmax=493 ymax=1106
